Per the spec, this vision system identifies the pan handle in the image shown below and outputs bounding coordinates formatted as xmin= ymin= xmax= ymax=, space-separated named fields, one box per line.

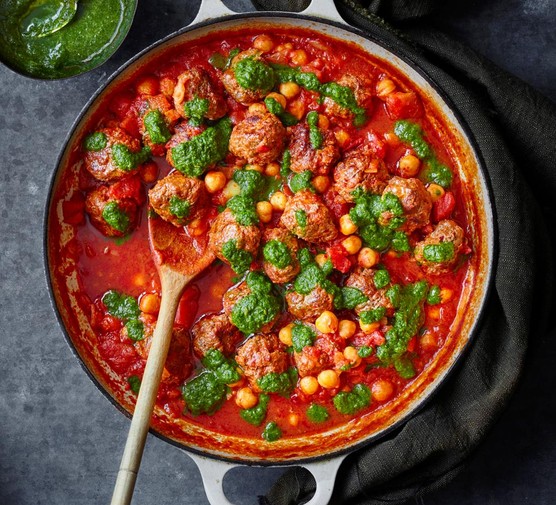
xmin=192 ymin=0 xmax=347 ymax=26
xmin=189 ymin=452 xmax=346 ymax=505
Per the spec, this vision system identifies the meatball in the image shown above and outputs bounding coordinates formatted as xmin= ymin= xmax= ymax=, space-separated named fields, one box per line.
xmin=222 ymin=281 xmax=252 ymax=319
xmin=191 ymin=313 xmax=243 ymax=359
xmin=148 ymin=172 xmax=207 ymax=227
xmin=262 ymin=227 xmax=301 ymax=284
xmin=137 ymin=94 xmax=178 ymax=156
xmin=85 ymin=177 xmax=143 ymax=237
xmin=294 ymin=334 xmax=345 ymax=378
xmin=235 ymin=333 xmax=289 ymax=391
xmin=280 ymin=190 xmax=338 ymax=243
xmin=286 ymin=285 xmax=334 ymax=321
xmin=221 ymin=49 xmax=269 ymax=105
xmin=333 ymin=143 xmax=389 ymax=201
xmin=134 ymin=321 xmax=192 ymax=380
xmin=344 ymin=267 xmax=392 ymax=315
xmin=166 ymin=122 xmax=204 ymax=168
xmin=414 ymin=220 xmax=465 ymax=275
xmin=323 ymin=74 xmax=373 ymax=121
xmin=229 ymin=110 xmax=286 ymax=165
xmin=208 ymin=209 xmax=261 ymax=267
xmin=381 ymin=176 xmax=432 ymax=233
xmin=84 ymin=127 xmax=144 ymax=182
xmin=173 ymin=67 xmax=227 ymax=121
xmin=288 ymin=123 xmax=340 ymax=175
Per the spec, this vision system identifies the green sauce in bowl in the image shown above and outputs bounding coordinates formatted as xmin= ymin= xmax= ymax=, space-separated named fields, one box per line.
xmin=0 ymin=0 xmax=136 ymax=79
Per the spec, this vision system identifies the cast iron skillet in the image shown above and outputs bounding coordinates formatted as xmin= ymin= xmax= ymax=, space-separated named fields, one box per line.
xmin=44 ymin=0 xmax=496 ymax=503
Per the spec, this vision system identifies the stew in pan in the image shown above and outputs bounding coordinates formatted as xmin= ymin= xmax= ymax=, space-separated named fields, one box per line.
xmin=52 ymin=27 xmax=473 ymax=444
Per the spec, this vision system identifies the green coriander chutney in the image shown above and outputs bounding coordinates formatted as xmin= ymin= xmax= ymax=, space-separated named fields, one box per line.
xmin=0 ymin=0 xmax=136 ymax=79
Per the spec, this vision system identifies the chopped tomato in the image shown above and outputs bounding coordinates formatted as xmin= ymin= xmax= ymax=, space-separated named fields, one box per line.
xmin=385 ymin=91 xmax=422 ymax=120
xmin=406 ymin=337 xmax=417 ymax=353
xmin=366 ymin=130 xmax=387 ymax=159
xmin=175 ymin=285 xmax=200 ymax=328
xmin=327 ymin=243 xmax=352 ymax=273
xmin=322 ymin=189 xmax=349 ymax=221
xmin=432 ymin=191 xmax=456 ymax=222
xmin=109 ymin=92 xmax=134 ymax=119
xmin=98 ymin=333 xmax=140 ymax=374
xmin=120 ymin=113 xmax=141 ymax=138
xmin=109 ymin=175 xmax=145 ymax=205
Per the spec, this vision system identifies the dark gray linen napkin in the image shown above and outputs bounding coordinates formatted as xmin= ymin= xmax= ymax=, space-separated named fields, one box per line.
xmin=253 ymin=1 xmax=556 ymax=503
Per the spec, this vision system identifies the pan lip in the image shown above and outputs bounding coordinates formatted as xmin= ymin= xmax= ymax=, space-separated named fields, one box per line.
xmin=43 ymin=9 xmax=498 ymax=466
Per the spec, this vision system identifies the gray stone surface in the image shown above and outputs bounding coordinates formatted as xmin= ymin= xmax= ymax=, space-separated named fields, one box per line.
xmin=0 ymin=1 xmax=554 ymax=504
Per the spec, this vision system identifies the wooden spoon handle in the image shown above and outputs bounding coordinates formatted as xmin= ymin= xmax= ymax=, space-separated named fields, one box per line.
xmin=111 ymin=268 xmax=190 ymax=505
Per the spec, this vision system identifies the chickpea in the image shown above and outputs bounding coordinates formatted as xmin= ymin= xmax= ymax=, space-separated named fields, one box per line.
xmin=133 ymin=272 xmax=148 ymax=287
xmin=428 ymin=306 xmax=441 ymax=319
xmin=248 ymin=103 xmax=267 ymax=115
xmin=245 ymin=163 xmax=264 ymax=173
xmin=139 ymin=293 xmax=160 ymax=315
xmin=318 ymin=114 xmax=330 ymax=130
xmin=334 ymin=129 xmax=350 ymax=147
xmin=376 ymin=78 xmax=396 ymax=98
xmin=440 ymin=288 xmax=454 ymax=303
xmin=360 ymin=320 xmax=380 ymax=334
xmin=279 ymin=82 xmax=301 ymax=99
xmin=204 ymin=171 xmax=227 ymax=193
xmin=253 ymin=34 xmax=274 ymax=52
xmin=290 ymin=49 xmax=308 ymax=66
xmin=317 ymin=369 xmax=340 ymax=389
xmin=398 ymin=154 xmax=421 ymax=177
xmin=270 ymin=191 xmax=287 ymax=211
xmin=235 ymin=387 xmax=258 ymax=409
xmin=342 ymin=236 xmax=362 ymax=255
xmin=312 ymin=175 xmax=330 ymax=194
xmin=371 ymin=379 xmax=394 ymax=402
xmin=358 ymin=247 xmax=380 ymax=268
xmin=343 ymin=346 xmax=361 ymax=367
xmin=266 ymin=92 xmax=287 ymax=109
xmin=427 ymin=183 xmax=445 ymax=202
xmin=420 ymin=331 xmax=438 ymax=351
xmin=315 ymin=253 xmax=329 ymax=268
xmin=300 ymin=376 xmax=319 ymax=395
xmin=383 ymin=131 xmax=400 ymax=147
xmin=279 ymin=323 xmax=294 ymax=346
xmin=256 ymin=201 xmax=273 ymax=223
xmin=288 ymin=413 xmax=300 ymax=427
xmin=288 ymin=100 xmax=306 ymax=120
xmin=140 ymin=161 xmax=158 ymax=183
xmin=159 ymin=77 xmax=175 ymax=96
xmin=265 ymin=162 xmax=280 ymax=177
xmin=339 ymin=214 xmax=358 ymax=235
xmin=188 ymin=218 xmax=205 ymax=237
xmin=136 ymin=75 xmax=159 ymax=96
xmin=315 ymin=311 xmax=339 ymax=334
xmin=222 ymin=180 xmax=241 ymax=201
xmin=338 ymin=319 xmax=357 ymax=339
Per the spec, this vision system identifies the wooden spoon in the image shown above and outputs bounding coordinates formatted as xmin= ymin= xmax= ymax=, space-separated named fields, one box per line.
xmin=111 ymin=215 xmax=214 ymax=505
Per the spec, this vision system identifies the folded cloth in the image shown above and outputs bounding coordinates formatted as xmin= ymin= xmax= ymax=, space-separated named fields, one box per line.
xmin=253 ymin=1 xmax=556 ymax=503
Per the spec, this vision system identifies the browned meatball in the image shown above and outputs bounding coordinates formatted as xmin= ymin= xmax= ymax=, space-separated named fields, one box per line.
xmin=381 ymin=176 xmax=432 ymax=233
xmin=173 ymin=67 xmax=227 ymax=121
xmin=344 ymin=267 xmax=392 ymax=315
xmin=229 ymin=110 xmax=286 ymax=165
xmin=280 ymin=190 xmax=338 ymax=243
xmin=414 ymin=220 xmax=465 ymax=275
xmin=294 ymin=333 xmax=345 ymax=378
xmin=262 ymin=227 xmax=301 ymax=284
xmin=191 ymin=313 xmax=243 ymax=359
xmin=288 ymin=123 xmax=340 ymax=175
xmin=134 ymin=320 xmax=192 ymax=380
xmin=85 ymin=184 xmax=140 ymax=237
xmin=221 ymin=49 xmax=268 ymax=105
xmin=286 ymin=285 xmax=334 ymax=321
xmin=333 ymin=143 xmax=389 ymax=201
xmin=235 ymin=333 xmax=289 ymax=391
xmin=165 ymin=122 xmax=204 ymax=168
xmin=323 ymin=74 xmax=373 ymax=121
xmin=148 ymin=172 xmax=207 ymax=227
xmin=222 ymin=281 xmax=252 ymax=318
xmin=208 ymin=209 xmax=261 ymax=268
xmin=137 ymin=94 xmax=178 ymax=157
xmin=84 ymin=127 xmax=144 ymax=182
